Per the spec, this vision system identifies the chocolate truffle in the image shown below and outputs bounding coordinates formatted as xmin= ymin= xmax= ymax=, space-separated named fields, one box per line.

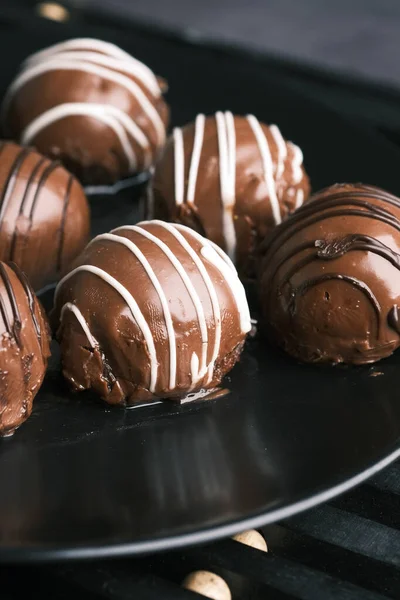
xmin=150 ymin=112 xmax=310 ymax=279
xmin=259 ymin=183 xmax=400 ymax=365
xmin=53 ymin=220 xmax=251 ymax=405
xmin=2 ymin=38 xmax=169 ymax=184
xmin=0 ymin=261 xmax=51 ymax=435
xmin=0 ymin=141 xmax=90 ymax=290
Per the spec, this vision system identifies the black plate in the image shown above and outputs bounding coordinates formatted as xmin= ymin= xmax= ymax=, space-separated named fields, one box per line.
xmin=0 ymin=11 xmax=400 ymax=562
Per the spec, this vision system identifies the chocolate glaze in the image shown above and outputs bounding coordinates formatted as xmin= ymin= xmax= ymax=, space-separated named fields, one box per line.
xmin=0 ymin=261 xmax=51 ymax=435
xmin=3 ymin=38 xmax=170 ymax=184
xmin=150 ymin=112 xmax=310 ymax=280
xmin=52 ymin=220 xmax=251 ymax=405
xmin=0 ymin=141 xmax=90 ymax=290
xmin=259 ymin=183 xmax=400 ymax=365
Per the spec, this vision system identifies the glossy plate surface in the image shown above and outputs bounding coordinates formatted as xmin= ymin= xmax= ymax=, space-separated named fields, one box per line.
xmin=0 ymin=14 xmax=399 ymax=561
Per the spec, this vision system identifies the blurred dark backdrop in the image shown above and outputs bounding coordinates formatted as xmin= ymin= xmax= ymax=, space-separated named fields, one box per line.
xmin=59 ymin=0 xmax=400 ymax=90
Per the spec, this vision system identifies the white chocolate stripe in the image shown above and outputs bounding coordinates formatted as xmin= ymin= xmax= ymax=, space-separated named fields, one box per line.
xmin=216 ymin=111 xmax=237 ymax=261
xmin=247 ymin=114 xmax=282 ymax=225
xmin=269 ymin=124 xmax=287 ymax=180
xmin=5 ymin=59 xmax=165 ymax=146
xmin=60 ymin=302 xmax=98 ymax=348
xmin=186 ymin=113 xmax=205 ymax=204
xmin=201 ymin=244 xmax=251 ymax=334
xmin=295 ymin=188 xmax=304 ymax=209
xmin=175 ymin=225 xmax=237 ymax=274
xmin=26 ymin=47 xmax=161 ymax=97
xmin=190 ymin=352 xmax=200 ymax=387
xmin=92 ymin=232 xmax=177 ymax=391
xmin=25 ymin=38 xmax=157 ymax=81
xmin=173 ymin=128 xmax=185 ymax=206
xmin=21 ymin=103 xmax=142 ymax=171
xmin=207 ymin=239 xmax=237 ymax=273
xmin=225 ymin=111 xmax=236 ymax=202
xmin=114 ymin=224 xmax=209 ymax=378
xmin=173 ymin=224 xmax=251 ymax=334
xmin=149 ymin=220 xmax=222 ymax=384
xmin=289 ymin=142 xmax=304 ymax=185
xmin=55 ymin=264 xmax=158 ymax=392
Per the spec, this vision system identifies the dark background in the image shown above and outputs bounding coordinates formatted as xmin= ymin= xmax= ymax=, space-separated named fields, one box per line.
xmin=63 ymin=0 xmax=400 ymax=90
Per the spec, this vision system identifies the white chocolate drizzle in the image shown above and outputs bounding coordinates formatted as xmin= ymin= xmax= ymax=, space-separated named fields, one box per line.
xmin=216 ymin=111 xmax=237 ymax=261
xmin=289 ymin=142 xmax=304 ymax=185
xmin=114 ymin=223 xmax=209 ymax=380
xmin=148 ymin=220 xmax=222 ymax=384
xmin=60 ymin=303 xmax=98 ymax=348
xmin=4 ymin=38 xmax=165 ymax=172
xmin=89 ymin=232 xmax=177 ymax=390
xmin=295 ymin=188 xmax=304 ymax=209
xmin=173 ymin=128 xmax=185 ymax=206
xmin=247 ymin=114 xmax=281 ymax=225
xmin=21 ymin=103 xmax=152 ymax=171
xmin=186 ymin=113 xmax=205 ymax=204
xmin=55 ymin=264 xmax=158 ymax=392
xmin=25 ymin=38 xmax=161 ymax=97
xmin=173 ymin=224 xmax=251 ymax=334
xmin=269 ymin=124 xmax=287 ymax=180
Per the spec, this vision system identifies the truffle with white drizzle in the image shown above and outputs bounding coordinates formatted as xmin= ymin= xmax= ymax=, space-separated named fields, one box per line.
xmin=2 ymin=38 xmax=169 ymax=184
xmin=52 ymin=220 xmax=251 ymax=405
xmin=150 ymin=112 xmax=310 ymax=279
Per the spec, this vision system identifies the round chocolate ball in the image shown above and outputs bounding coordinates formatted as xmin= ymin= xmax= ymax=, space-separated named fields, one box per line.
xmin=2 ymin=38 xmax=169 ymax=184
xmin=53 ymin=220 xmax=251 ymax=405
xmin=0 ymin=141 xmax=90 ymax=291
xmin=0 ymin=261 xmax=51 ymax=436
xmin=259 ymin=183 xmax=400 ymax=365
xmin=150 ymin=112 xmax=310 ymax=279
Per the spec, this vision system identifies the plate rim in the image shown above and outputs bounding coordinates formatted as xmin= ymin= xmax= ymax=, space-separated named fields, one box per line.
xmin=0 ymin=442 xmax=398 ymax=563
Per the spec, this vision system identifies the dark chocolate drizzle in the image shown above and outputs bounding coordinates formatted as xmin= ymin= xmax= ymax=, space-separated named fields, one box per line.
xmin=262 ymin=185 xmax=400 ymax=258
xmin=8 ymin=261 xmax=41 ymax=343
xmin=9 ymin=155 xmax=48 ymax=261
xmin=288 ymin=274 xmax=381 ymax=323
xmin=57 ymin=173 xmax=74 ymax=272
xmin=29 ymin=160 xmax=60 ymax=219
xmin=0 ymin=263 xmax=22 ymax=347
xmin=261 ymin=185 xmax=400 ymax=343
xmin=0 ymin=147 xmax=32 ymax=233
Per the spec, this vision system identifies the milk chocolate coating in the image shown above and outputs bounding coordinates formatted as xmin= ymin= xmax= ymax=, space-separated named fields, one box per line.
xmin=0 ymin=141 xmax=90 ymax=291
xmin=150 ymin=113 xmax=310 ymax=279
xmin=52 ymin=221 xmax=251 ymax=405
xmin=0 ymin=261 xmax=51 ymax=435
xmin=259 ymin=183 xmax=400 ymax=365
xmin=3 ymin=38 xmax=169 ymax=184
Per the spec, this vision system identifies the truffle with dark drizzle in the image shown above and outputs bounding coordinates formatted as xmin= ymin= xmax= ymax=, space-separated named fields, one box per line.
xmin=259 ymin=183 xmax=400 ymax=364
xmin=0 ymin=141 xmax=90 ymax=290
xmin=0 ymin=261 xmax=51 ymax=435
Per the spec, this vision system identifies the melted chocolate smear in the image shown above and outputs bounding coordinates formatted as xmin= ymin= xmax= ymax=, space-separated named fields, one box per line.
xmin=180 ymin=387 xmax=230 ymax=403
xmin=126 ymin=388 xmax=230 ymax=410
